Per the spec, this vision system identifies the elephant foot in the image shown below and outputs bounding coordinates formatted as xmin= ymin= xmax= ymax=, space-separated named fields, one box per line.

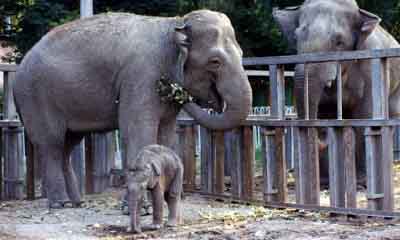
xmin=127 ymin=226 xmax=142 ymax=234
xmin=143 ymin=223 xmax=162 ymax=231
xmin=165 ymin=220 xmax=178 ymax=228
xmin=66 ymin=200 xmax=84 ymax=208
xmin=48 ymin=199 xmax=70 ymax=209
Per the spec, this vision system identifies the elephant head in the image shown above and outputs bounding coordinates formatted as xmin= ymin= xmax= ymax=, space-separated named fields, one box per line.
xmin=273 ymin=0 xmax=381 ymax=118
xmin=174 ymin=10 xmax=253 ymax=129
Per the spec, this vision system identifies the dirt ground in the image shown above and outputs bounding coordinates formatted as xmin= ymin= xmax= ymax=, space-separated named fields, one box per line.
xmin=1 ymin=188 xmax=400 ymax=240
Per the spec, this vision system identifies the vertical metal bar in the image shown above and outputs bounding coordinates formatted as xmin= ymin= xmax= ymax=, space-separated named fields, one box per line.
xmin=304 ymin=64 xmax=310 ymax=120
xmin=336 ymin=63 xmax=343 ymax=120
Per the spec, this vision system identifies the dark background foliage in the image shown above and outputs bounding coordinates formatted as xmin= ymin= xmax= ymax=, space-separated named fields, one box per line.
xmin=0 ymin=0 xmax=399 ymax=62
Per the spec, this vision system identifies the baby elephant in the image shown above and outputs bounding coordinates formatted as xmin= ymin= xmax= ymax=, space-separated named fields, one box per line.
xmin=127 ymin=144 xmax=184 ymax=233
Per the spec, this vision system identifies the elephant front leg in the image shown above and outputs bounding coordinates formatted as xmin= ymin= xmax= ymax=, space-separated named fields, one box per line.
xmin=148 ymin=185 xmax=163 ymax=230
xmin=158 ymin=117 xmax=178 ymax=151
xmin=37 ymin=144 xmax=70 ymax=208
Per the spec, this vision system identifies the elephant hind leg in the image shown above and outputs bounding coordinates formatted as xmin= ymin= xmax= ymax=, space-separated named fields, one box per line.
xmin=63 ymin=132 xmax=85 ymax=206
xmin=36 ymin=143 xmax=69 ymax=208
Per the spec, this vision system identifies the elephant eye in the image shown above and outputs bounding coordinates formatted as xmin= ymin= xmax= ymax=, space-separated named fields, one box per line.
xmin=208 ymin=57 xmax=222 ymax=70
xmin=334 ymin=35 xmax=346 ymax=48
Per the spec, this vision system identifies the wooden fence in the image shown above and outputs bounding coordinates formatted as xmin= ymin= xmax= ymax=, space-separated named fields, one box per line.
xmin=177 ymin=48 xmax=400 ymax=215
xmin=1 ymin=48 xmax=400 ymax=217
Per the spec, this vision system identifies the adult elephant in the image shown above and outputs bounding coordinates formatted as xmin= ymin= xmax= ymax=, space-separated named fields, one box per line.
xmin=273 ymin=0 xmax=400 ymax=182
xmin=13 ymin=10 xmax=252 ymax=208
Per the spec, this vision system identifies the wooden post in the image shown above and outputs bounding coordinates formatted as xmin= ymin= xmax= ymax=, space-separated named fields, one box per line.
xmin=3 ymin=72 xmax=18 ymax=120
xmin=200 ymin=127 xmax=213 ymax=193
xmin=343 ymin=127 xmax=357 ymax=208
xmin=182 ymin=126 xmax=196 ymax=191
xmin=0 ymin=125 xmax=2 ymax=200
xmin=262 ymin=127 xmax=287 ymax=203
xmin=85 ymin=135 xmax=94 ymax=194
xmin=26 ymin=136 xmax=35 ymax=200
xmin=393 ymin=127 xmax=400 ymax=161
xmin=242 ymin=126 xmax=254 ymax=200
xmin=2 ymin=71 xmax=24 ymax=200
xmin=71 ymin=141 xmax=85 ymax=195
xmin=328 ymin=127 xmax=345 ymax=207
xmin=224 ymin=131 xmax=234 ymax=176
xmin=3 ymin=127 xmax=24 ymax=200
xmin=229 ymin=128 xmax=242 ymax=198
xmin=336 ymin=63 xmax=343 ymax=120
xmin=263 ymin=64 xmax=287 ymax=203
xmin=364 ymin=58 xmax=393 ymax=211
xmin=80 ymin=0 xmax=93 ymax=18
xmin=370 ymin=58 xmax=384 ymax=119
xmin=365 ymin=127 xmax=383 ymax=210
xmin=295 ymin=127 xmax=320 ymax=205
xmin=381 ymin=127 xmax=394 ymax=211
xmin=214 ymin=131 xmax=225 ymax=194
xmin=91 ymin=132 xmax=113 ymax=193
xmin=263 ymin=128 xmax=275 ymax=202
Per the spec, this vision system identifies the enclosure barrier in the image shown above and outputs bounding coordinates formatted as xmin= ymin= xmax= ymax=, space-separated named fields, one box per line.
xmin=2 ymin=49 xmax=400 ymax=218
xmin=177 ymin=48 xmax=400 ymax=216
xmin=0 ymin=64 xmax=24 ymax=200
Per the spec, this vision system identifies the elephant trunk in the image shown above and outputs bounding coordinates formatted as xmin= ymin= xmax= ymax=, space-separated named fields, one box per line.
xmin=183 ymin=66 xmax=252 ymax=130
xmin=294 ymin=64 xmax=320 ymax=119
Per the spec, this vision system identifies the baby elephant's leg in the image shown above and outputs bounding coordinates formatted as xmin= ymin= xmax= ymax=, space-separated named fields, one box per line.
xmin=166 ymin=194 xmax=181 ymax=227
xmin=148 ymin=185 xmax=163 ymax=230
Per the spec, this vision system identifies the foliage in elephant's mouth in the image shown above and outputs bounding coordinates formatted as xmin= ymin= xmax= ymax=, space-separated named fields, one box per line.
xmin=157 ymin=76 xmax=194 ymax=106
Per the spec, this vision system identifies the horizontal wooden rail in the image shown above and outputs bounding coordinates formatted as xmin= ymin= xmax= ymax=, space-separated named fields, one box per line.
xmin=0 ymin=120 xmax=22 ymax=127
xmin=246 ymin=70 xmax=294 ymax=77
xmin=243 ymin=48 xmax=400 ymax=66
xmin=0 ymin=64 xmax=18 ymax=72
xmin=177 ymin=118 xmax=400 ymax=127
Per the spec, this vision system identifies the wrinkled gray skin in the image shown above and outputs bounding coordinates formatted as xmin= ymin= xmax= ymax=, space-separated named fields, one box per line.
xmin=274 ymin=0 xmax=400 ymax=181
xmin=127 ymin=144 xmax=183 ymax=233
xmin=13 ymin=10 xmax=252 ymax=208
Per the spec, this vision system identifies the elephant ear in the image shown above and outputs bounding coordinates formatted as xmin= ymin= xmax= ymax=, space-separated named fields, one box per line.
xmin=174 ymin=22 xmax=191 ymax=85
xmin=272 ymin=6 xmax=301 ymax=50
xmin=356 ymin=9 xmax=381 ymax=49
